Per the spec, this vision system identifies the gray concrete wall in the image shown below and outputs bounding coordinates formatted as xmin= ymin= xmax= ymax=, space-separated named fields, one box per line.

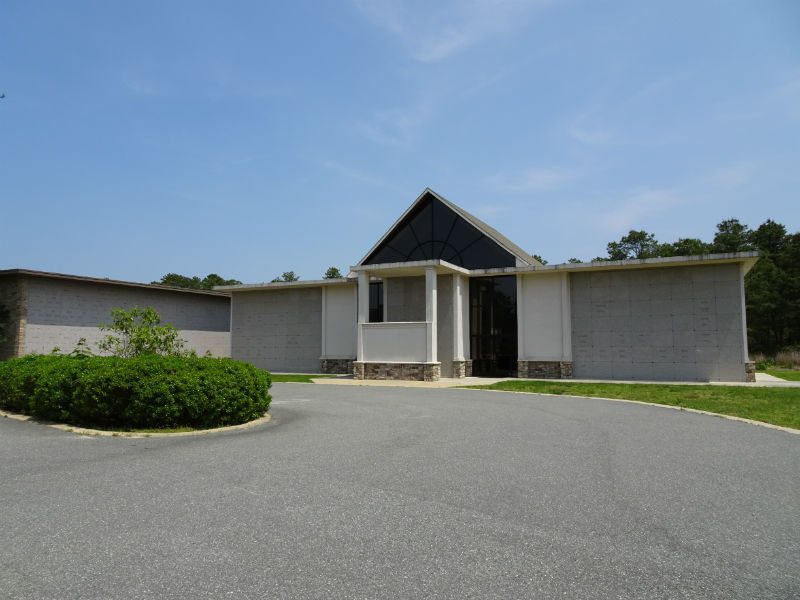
xmin=436 ymin=275 xmax=454 ymax=377
xmin=570 ymin=264 xmax=747 ymax=381
xmin=231 ymin=287 xmax=322 ymax=373
xmin=385 ymin=276 xmax=425 ymax=322
xmin=21 ymin=277 xmax=231 ymax=357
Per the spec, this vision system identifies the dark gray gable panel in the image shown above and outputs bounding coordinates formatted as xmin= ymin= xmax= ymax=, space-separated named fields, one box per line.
xmin=363 ymin=193 xmax=516 ymax=269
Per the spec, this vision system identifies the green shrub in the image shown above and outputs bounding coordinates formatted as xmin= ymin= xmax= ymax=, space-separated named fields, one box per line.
xmin=0 ymin=355 xmax=271 ymax=430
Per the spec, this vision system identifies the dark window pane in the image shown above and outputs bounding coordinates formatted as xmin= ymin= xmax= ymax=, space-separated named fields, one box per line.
xmin=369 ymin=281 xmax=383 ymax=322
xmin=364 ymin=192 xmax=516 ymax=269
xmin=469 ymin=276 xmax=517 ymax=376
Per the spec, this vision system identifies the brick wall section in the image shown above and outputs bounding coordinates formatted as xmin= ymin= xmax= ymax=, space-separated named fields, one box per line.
xmin=518 ymin=360 xmax=573 ymax=379
xmin=231 ymin=288 xmax=321 ymax=372
xmin=570 ymin=264 xmax=749 ymax=382
xmin=353 ymin=362 xmax=441 ymax=381
xmin=20 ymin=277 xmax=230 ymax=357
xmin=320 ymin=358 xmax=354 ymax=374
xmin=0 ymin=276 xmax=27 ymax=360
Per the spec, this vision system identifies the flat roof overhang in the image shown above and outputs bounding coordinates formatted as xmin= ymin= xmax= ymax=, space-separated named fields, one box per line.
xmin=350 ymin=259 xmax=471 ymax=277
xmin=472 ymin=251 xmax=761 ymax=277
xmin=0 ymin=268 xmax=231 ymax=297
xmin=216 ymin=252 xmax=760 ymax=292
xmin=214 ymin=278 xmax=356 ymax=293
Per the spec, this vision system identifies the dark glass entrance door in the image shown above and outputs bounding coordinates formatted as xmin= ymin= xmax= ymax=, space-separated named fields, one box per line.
xmin=469 ymin=276 xmax=517 ymax=377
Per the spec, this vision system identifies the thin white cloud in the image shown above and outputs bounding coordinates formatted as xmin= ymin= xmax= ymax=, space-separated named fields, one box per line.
xmin=599 ymin=187 xmax=683 ymax=232
xmin=772 ymin=67 xmax=800 ymax=122
xmin=204 ymin=60 xmax=290 ymax=100
xmin=716 ymin=67 xmax=800 ymax=123
xmin=468 ymin=203 xmax=512 ymax=218
xmin=351 ymin=0 xmax=555 ymax=62
xmin=355 ymin=102 xmax=433 ymax=146
xmin=567 ymin=73 xmax=685 ymax=147
xmin=567 ymin=111 xmax=617 ymax=146
xmin=488 ymin=166 xmax=578 ymax=193
xmin=320 ymin=160 xmax=385 ymax=186
xmin=625 ymin=72 xmax=686 ymax=106
xmin=704 ymin=163 xmax=756 ymax=188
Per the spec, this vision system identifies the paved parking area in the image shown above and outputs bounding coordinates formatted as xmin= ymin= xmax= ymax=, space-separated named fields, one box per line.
xmin=2 ymin=383 xmax=799 ymax=599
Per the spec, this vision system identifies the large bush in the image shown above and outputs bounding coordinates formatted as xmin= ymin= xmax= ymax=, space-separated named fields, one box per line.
xmin=0 ymin=355 xmax=271 ymax=430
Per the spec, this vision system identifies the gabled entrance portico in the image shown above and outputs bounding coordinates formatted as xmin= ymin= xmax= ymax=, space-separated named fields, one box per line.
xmin=352 ymin=260 xmax=470 ymax=382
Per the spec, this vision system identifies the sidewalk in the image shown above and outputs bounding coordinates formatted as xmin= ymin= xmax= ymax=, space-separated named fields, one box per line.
xmin=311 ymin=373 xmax=800 ymax=389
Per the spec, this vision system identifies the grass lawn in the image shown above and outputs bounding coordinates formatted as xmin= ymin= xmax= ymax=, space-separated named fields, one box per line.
xmin=270 ymin=373 xmax=337 ymax=383
xmin=464 ymin=380 xmax=800 ymax=430
xmin=761 ymin=368 xmax=800 ymax=382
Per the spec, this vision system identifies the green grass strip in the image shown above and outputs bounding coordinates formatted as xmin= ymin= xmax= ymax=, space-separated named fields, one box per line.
xmin=270 ymin=373 xmax=337 ymax=383
xmin=762 ymin=368 xmax=800 ymax=382
xmin=464 ymin=380 xmax=800 ymax=430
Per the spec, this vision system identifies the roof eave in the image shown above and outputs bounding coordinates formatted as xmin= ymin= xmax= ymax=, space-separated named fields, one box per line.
xmin=214 ymin=278 xmax=356 ymax=292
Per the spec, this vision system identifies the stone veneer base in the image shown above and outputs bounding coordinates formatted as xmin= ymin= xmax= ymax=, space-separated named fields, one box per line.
xmin=745 ymin=361 xmax=756 ymax=383
xmin=353 ymin=362 xmax=441 ymax=382
xmin=320 ymin=358 xmax=355 ymax=375
xmin=451 ymin=360 xmax=473 ymax=378
xmin=518 ymin=360 xmax=573 ymax=379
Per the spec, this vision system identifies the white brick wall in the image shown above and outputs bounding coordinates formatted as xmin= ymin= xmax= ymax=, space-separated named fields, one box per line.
xmin=22 ymin=277 xmax=231 ymax=357
xmin=231 ymin=287 xmax=322 ymax=372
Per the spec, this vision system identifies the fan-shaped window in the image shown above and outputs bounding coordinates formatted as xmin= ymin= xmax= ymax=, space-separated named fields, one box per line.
xmin=364 ymin=194 xmax=516 ymax=269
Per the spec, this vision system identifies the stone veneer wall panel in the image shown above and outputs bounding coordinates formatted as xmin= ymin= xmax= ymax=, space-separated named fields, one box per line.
xmin=518 ymin=360 xmax=572 ymax=379
xmin=353 ymin=362 xmax=440 ymax=381
xmin=320 ymin=358 xmax=354 ymax=374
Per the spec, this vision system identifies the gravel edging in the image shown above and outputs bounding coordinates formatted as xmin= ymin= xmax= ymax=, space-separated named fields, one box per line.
xmin=461 ymin=387 xmax=800 ymax=436
xmin=0 ymin=409 xmax=272 ymax=438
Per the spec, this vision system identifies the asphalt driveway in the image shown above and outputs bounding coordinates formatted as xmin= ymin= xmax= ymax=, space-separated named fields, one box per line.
xmin=2 ymin=384 xmax=798 ymax=599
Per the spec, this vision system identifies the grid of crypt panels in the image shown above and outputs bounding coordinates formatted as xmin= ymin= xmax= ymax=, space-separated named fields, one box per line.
xmin=570 ymin=263 xmax=744 ymax=381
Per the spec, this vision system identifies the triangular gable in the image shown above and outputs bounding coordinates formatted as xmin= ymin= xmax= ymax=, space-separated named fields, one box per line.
xmin=359 ymin=189 xmax=537 ymax=270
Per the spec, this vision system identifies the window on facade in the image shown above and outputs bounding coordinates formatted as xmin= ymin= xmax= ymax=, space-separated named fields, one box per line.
xmin=369 ymin=281 xmax=384 ymax=323
xmin=363 ymin=193 xmax=516 ymax=269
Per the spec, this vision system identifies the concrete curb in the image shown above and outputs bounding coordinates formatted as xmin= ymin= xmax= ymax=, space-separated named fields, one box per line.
xmin=460 ymin=387 xmax=800 ymax=436
xmin=0 ymin=409 xmax=272 ymax=438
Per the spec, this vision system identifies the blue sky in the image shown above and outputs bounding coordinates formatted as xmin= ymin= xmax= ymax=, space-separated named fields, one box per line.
xmin=2 ymin=1 xmax=799 ymax=283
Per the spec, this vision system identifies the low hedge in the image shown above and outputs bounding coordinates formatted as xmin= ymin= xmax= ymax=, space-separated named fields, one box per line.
xmin=0 ymin=355 xmax=271 ymax=430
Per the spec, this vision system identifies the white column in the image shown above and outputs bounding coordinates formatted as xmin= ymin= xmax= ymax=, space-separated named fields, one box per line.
xmin=321 ymin=286 xmax=327 ymax=359
xmin=425 ymin=267 xmax=437 ymax=363
xmin=560 ymin=272 xmax=572 ymax=361
xmin=739 ymin=263 xmax=749 ymax=362
xmin=356 ymin=271 xmax=369 ymax=362
xmin=452 ymin=275 xmax=465 ymax=361
xmin=382 ymin=278 xmax=388 ymax=322
xmin=517 ymin=275 xmax=525 ymax=360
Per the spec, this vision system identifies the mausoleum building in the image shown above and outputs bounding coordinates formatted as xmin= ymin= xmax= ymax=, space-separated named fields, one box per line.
xmin=218 ymin=189 xmax=758 ymax=383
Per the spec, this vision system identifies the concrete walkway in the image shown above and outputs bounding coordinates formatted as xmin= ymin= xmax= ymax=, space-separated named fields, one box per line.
xmin=312 ymin=372 xmax=800 ymax=388
xmin=312 ymin=375 xmax=510 ymax=388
